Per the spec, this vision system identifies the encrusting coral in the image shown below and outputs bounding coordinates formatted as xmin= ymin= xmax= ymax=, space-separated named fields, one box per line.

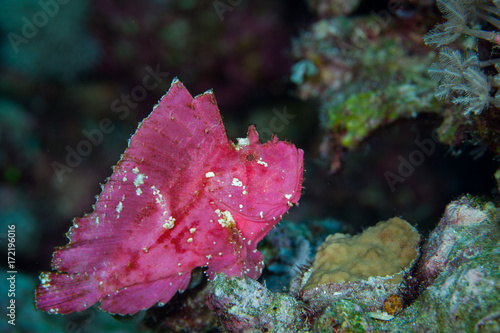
xmin=300 ymin=217 xmax=420 ymax=289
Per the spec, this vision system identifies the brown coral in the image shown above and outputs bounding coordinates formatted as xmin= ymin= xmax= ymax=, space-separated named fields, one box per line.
xmin=301 ymin=217 xmax=420 ymax=290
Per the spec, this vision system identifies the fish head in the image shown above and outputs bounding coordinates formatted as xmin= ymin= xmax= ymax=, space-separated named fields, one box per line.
xmin=206 ymin=125 xmax=304 ymax=242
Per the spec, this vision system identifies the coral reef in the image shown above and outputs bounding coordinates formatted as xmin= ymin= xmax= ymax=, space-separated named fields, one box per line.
xmin=208 ymin=196 xmax=500 ymax=332
xmin=306 ymin=0 xmax=361 ymax=18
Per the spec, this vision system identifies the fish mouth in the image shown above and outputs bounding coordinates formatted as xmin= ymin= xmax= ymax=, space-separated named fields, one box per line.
xmin=284 ymin=147 xmax=305 ymax=206
xmin=292 ymin=148 xmax=305 ymax=203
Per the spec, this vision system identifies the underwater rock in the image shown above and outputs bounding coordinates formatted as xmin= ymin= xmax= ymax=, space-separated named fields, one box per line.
xmin=420 ymin=198 xmax=491 ymax=281
xmin=373 ymin=196 xmax=500 ymax=331
xmin=208 ymin=274 xmax=306 ymax=333
xmin=314 ymin=300 xmax=372 ymax=332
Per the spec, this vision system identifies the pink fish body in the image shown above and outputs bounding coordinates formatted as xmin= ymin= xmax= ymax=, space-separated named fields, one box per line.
xmin=36 ymin=79 xmax=304 ymax=315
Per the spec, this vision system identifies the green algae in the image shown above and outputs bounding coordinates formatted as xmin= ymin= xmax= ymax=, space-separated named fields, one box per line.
xmin=292 ymin=17 xmax=441 ymax=149
xmin=315 ymin=300 xmax=371 ymax=333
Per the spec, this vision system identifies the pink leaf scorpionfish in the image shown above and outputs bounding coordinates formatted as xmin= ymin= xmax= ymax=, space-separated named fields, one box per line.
xmin=36 ymin=79 xmax=304 ymax=315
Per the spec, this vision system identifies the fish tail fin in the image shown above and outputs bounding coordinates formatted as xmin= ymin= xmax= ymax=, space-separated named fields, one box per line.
xmin=35 ymin=272 xmax=102 ymax=314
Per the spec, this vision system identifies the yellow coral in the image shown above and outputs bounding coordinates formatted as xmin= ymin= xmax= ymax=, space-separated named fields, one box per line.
xmin=302 ymin=217 xmax=420 ymax=290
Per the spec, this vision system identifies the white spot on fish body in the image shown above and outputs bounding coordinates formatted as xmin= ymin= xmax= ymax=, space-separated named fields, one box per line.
xmin=134 ymin=173 xmax=146 ymax=187
xmin=256 ymin=158 xmax=268 ymax=167
xmin=214 ymin=209 xmax=236 ymax=228
xmin=163 ymin=216 xmax=176 ymax=229
xmin=116 ymin=202 xmax=123 ymax=213
xmin=205 ymin=171 xmax=215 ymax=178
xmin=40 ymin=273 xmax=52 ymax=289
xmin=236 ymin=137 xmax=250 ymax=148
xmin=232 ymin=178 xmax=243 ymax=187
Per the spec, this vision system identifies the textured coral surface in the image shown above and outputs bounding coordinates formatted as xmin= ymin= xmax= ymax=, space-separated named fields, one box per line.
xmin=302 ymin=217 xmax=420 ymax=289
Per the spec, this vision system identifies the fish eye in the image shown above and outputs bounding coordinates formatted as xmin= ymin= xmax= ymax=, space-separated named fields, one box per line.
xmin=245 ymin=154 xmax=256 ymax=162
